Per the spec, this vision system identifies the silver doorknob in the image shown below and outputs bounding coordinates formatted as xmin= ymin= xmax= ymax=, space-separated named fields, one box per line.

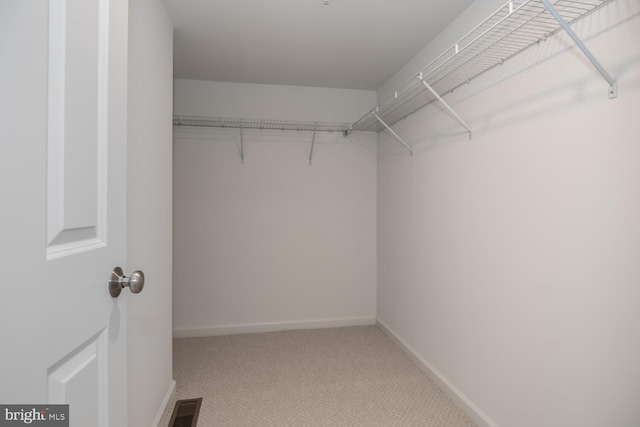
xmin=109 ymin=267 xmax=145 ymax=298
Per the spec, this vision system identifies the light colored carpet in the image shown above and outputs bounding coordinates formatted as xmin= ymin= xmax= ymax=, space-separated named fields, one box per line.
xmin=164 ymin=326 xmax=476 ymax=426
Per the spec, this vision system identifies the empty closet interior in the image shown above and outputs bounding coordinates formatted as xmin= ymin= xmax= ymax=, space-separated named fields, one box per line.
xmin=170 ymin=1 xmax=640 ymax=426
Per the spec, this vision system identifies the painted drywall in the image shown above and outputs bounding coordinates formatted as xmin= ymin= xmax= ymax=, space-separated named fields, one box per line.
xmin=377 ymin=1 xmax=640 ymax=426
xmin=173 ymin=80 xmax=378 ymax=335
xmin=174 ymin=79 xmax=377 ymax=123
xmin=127 ymin=0 xmax=174 ymax=425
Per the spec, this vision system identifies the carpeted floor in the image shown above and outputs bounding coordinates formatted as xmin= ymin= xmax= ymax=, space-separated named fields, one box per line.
xmin=163 ymin=326 xmax=476 ymax=426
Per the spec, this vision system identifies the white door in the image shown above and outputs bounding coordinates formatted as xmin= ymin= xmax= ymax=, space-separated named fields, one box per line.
xmin=1 ymin=1 xmax=130 ymax=426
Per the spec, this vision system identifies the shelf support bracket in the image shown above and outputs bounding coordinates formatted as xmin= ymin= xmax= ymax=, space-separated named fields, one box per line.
xmin=309 ymin=131 xmax=316 ymax=165
xmin=541 ymin=0 xmax=617 ymax=99
xmin=419 ymin=75 xmax=472 ymax=139
xmin=240 ymin=126 xmax=244 ymax=165
xmin=373 ymin=112 xmax=413 ymax=156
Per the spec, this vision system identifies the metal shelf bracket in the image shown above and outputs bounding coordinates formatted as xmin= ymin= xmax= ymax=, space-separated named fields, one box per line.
xmin=240 ymin=126 xmax=244 ymax=165
xmin=309 ymin=131 xmax=316 ymax=165
xmin=419 ymin=73 xmax=473 ymax=139
xmin=373 ymin=111 xmax=413 ymax=156
xmin=541 ymin=0 xmax=617 ymax=99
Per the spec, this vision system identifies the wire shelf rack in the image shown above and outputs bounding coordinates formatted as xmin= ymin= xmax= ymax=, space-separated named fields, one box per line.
xmin=173 ymin=115 xmax=353 ymax=134
xmin=352 ymin=0 xmax=615 ymax=133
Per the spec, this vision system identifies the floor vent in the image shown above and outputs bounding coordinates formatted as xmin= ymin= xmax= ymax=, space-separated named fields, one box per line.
xmin=168 ymin=398 xmax=202 ymax=427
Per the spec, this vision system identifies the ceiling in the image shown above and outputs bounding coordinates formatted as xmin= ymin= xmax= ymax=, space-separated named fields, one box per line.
xmin=164 ymin=0 xmax=476 ymax=91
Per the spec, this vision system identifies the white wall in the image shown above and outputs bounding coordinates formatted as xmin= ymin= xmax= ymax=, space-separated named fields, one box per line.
xmin=173 ymin=80 xmax=378 ymax=336
xmin=127 ymin=0 xmax=174 ymax=425
xmin=377 ymin=1 xmax=640 ymax=427
xmin=174 ymin=79 xmax=377 ymax=123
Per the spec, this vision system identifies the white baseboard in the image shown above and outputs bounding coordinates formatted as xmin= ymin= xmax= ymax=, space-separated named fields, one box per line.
xmin=173 ymin=317 xmax=376 ymax=338
xmin=376 ymin=319 xmax=498 ymax=427
xmin=152 ymin=379 xmax=176 ymax=427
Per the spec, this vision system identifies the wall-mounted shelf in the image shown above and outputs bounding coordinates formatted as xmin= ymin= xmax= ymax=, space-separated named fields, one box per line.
xmin=351 ymin=0 xmax=616 ymax=142
xmin=173 ymin=115 xmax=352 ymax=133
xmin=174 ymin=0 xmax=617 ymax=158
xmin=173 ymin=115 xmax=353 ymax=165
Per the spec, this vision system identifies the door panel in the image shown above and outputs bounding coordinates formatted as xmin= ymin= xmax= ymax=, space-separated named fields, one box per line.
xmin=48 ymin=331 xmax=106 ymax=427
xmin=47 ymin=0 xmax=108 ymax=255
xmin=0 ymin=0 xmax=129 ymax=426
